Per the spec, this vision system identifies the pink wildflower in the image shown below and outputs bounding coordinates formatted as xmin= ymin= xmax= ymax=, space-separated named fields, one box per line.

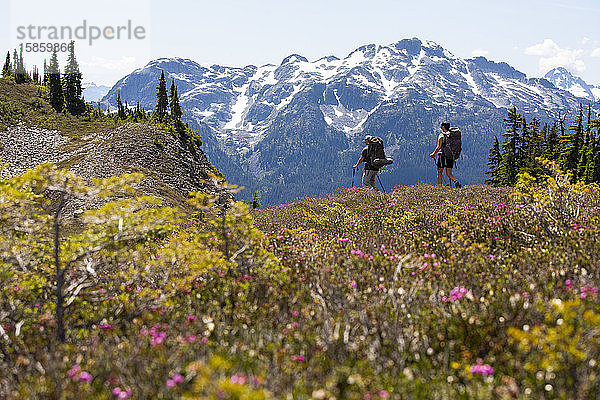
xmin=79 ymin=371 xmax=93 ymax=382
xmin=172 ymin=374 xmax=183 ymax=384
xmin=202 ymin=337 xmax=209 ymax=343
xmin=470 ymin=359 xmax=494 ymax=375
xmin=166 ymin=379 xmax=175 ymax=388
xmin=118 ymin=391 xmax=131 ymax=399
xmin=379 ymin=390 xmax=389 ymax=398
xmin=565 ymin=279 xmax=573 ymax=288
xmin=291 ymin=355 xmax=305 ymax=362
xmin=67 ymin=364 xmax=80 ymax=379
xmin=230 ymin=373 xmax=247 ymax=385
xmin=449 ymin=286 xmax=468 ymax=301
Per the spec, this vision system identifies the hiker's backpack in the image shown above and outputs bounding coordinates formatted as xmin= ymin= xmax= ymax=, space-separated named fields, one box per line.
xmin=442 ymin=127 xmax=462 ymax=160
xmin=368 ymin=136 xmax=394 ymax=168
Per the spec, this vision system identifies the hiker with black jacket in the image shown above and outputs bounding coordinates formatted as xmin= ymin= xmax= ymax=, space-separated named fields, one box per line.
xmin=430 ymin=122 xmax=462 ymax=188
xmin=353 ymin=135 xmax=379 ymax=190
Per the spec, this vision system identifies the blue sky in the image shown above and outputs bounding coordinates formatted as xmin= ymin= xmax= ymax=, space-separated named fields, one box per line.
xmin=1 ymin=0 xmax=599 ymax=86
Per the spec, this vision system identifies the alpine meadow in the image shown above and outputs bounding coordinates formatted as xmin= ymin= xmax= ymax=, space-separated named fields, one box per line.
xmin=1 ymin=2 xmax=600 ymax=399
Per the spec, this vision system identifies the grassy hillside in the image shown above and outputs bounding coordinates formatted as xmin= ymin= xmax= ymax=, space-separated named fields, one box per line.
xmin=0 ymin=79 xmax=122 ymax=137
xmin=1 ymin=159 xmax=598 ymax=398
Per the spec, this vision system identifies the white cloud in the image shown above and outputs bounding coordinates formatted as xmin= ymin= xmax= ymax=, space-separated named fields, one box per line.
xmin=592 ymin=48 xmax=600 ymax=57
xmin=582 ymin=37 xmax=591 ymax=45
xmin=78 ymin=56 xmax=140 ymax=85
xmin=80 ymin=56 xmax=137 ymax=71
xmin=471 ymin=49 xmax=489 ymax=57
xmin=525 ymin=39 xmax=586 ymax=74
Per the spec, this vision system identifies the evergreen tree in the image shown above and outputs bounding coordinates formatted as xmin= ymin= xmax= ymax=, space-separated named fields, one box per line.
xmin=169 ymin=80 xmax=183 ymax=121
xmin=594 ymin=136 xmax=600 ymax=183
xmin=501 ymin=107 xmax=521 ymax=185
xmin=47 ymin=50 xmax=64 ymax=112
xmin=2 ymin=51 xmax=12 ymax=78
xmin=12 ymin=49 xmax=18 ymax=72
xmin=251 ymin=191 xmax=260 ymax=209
xmin=539 ymin=123 xmax=549 ymax=156
xmin=526 ymin=117 xmax=542 ymax=177
xmin=63 ymin=41 xmax=85 ymax=115
xmin=14 ymin=45 xmax=28 ymax=84
xmin=560 ymin=105 xmax=583 ymax=175
xmin=42 ymin=59 xmax=48 ymax=86
xmin=32 ymin=66 xmax=39 ymax=85
xmin=485 ymin=136 xmax=503 ymax=185
xmin=517 ymin=115 xmax=530 ymax=169
xmin=154 ymin=70 xmax=168 ymax=122
xmin=592 ymin=116 xmax=600 ymax=182
xmin=577 ymin=106 xmax=594 ymax=181
xmin=545 ymin=121 xmax=560 ymax=160
xmin=116 ymin=90 xmax=127 ymax=120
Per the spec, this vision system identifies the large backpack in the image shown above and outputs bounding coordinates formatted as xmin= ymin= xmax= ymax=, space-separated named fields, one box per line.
xmin=442 ymin=127 xmax=462 ymax=160
xmin=368 ymin=136 xmax=394 ymax=168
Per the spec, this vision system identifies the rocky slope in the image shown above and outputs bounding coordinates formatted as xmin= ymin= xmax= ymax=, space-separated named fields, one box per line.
xmin=0 ymin=79 xmax=228 ymax=212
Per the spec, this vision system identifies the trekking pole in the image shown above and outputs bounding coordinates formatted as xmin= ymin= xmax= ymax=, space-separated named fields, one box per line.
xmin=352 ymin=167 xmax=355 ymax=187
xmin=377 ymin=175 xmax=386 ymax=193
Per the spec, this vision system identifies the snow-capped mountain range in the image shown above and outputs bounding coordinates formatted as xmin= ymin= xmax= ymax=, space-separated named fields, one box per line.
xmin=101 ymin=38 xmax=597 ymax=204
xmin=102 ymin=38 xmax=590 ymax=153
xmin=544 ymin=67 xmax=600 ymax=102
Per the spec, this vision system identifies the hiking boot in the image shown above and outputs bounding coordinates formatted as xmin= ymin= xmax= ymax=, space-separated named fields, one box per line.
xmin=454 ymin=181 xmax=462 ymax=188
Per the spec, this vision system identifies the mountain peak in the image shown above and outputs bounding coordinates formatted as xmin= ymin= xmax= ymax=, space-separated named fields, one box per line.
xmin=281 ymin=54 xmax=308 ymax=65
xmin=544 ymin=67 xmax=596 ymax=101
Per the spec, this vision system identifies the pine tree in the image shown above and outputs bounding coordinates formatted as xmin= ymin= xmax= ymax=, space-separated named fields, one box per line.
xmin=517 ymin=115 xmax=530 ymax=169
xmin=577 ymin=106 xmax=594 ymax=181
xmin=169 ymin=80 xmax=182 ymax=121
xmin=32 ymin=66 xmax=39 ymax=84
xmin=154 ymin=70 xmax=168 ymax=122
xmin=485 ymin=136 xmax=503 ymax=185
xmin=545 ymin=121 xmax=560 ymax=160
xmin=42 ymin=59 xmax=48 ymax=86
xmin=63 ymin=41 xmax=85 ymax=115
xmin=14 ymin=45 xmax=28 ymax=84
xmin=592 ymin=115 xmax=600 ymax=182
xmin=12 ymin=49 xmax=18 ymax=72
xmin=251 ymin=191 xmax=260 ymax=209
xmin=526 ymin=117 xmax=542 ymax=177
xmin=501 ymin=107 xmax=522 ymax=185
xmin=2 ymin=51 xmax=12 ymax=78
xmin=560 ymin=105 xmax=584 ymax=175
xmin=116 ymin=90 xmax=127 ymax=120
xmin=594 ymin=135 xmax=600 ymax=183
xmin=47 ymin=50 xmax=64 ymax=112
